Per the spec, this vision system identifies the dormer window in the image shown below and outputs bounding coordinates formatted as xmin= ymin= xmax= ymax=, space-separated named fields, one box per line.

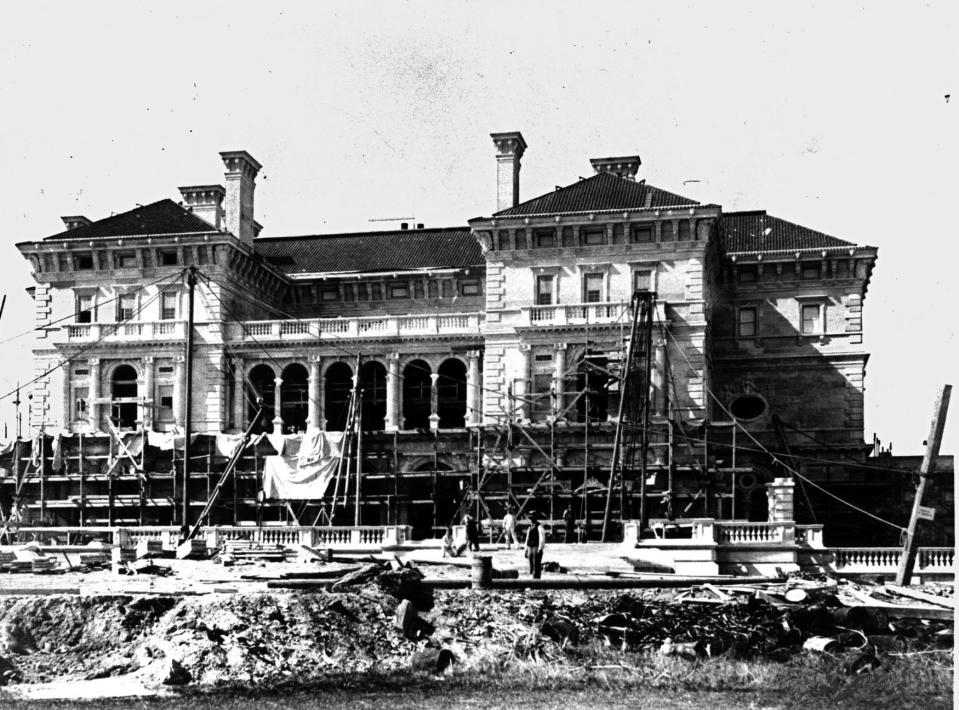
xmin=73 ymin=253 xmax=94 ymax=270
xmin=159 ymin=250 xmax=179 ymax=266
xmin=115 ymin=252 xmax=137 ymax=269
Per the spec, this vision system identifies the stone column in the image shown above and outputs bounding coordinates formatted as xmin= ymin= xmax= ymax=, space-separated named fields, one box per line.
xmin=466 ymin=351 xmax=481 ymax=426
xmin=88 ymin=358 xmax=101 ymax=432
xmin=142 ymin=356 xmax=154 ymax=431
xmin=233 ymin=357 xmax=245 ymax=432
xmin=428 ymin=372 xmax=440 ymax=431
xmin=308 ymin=357 xmax=322 ymax=430
xmin=652 ymin=339 xmax=667 ymax=417
xmin=765 ymin=477 xmax=795 ymax=523
xmin=514 ymin=345 xmax=531 ymax=423
xmin=385 ymin=353 xmax=401 ymax=431
xmin=272 ymin=376 xmax=284 ymax=432
xmin=552 ymin=344 xmax=567 ymax=422
xmin=173 ymin=356 xmax=185 ymax=427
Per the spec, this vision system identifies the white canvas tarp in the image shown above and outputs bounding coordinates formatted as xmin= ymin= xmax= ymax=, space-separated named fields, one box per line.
xmin=262 ymin=428 xmax=344 ymax=500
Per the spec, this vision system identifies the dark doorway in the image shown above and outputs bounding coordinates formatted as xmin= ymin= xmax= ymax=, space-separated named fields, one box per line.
xmin=281 ymin=363 xmax=309 ymax=433
xmin=576 ymin=353 xmax=609 ymax=423
xmin=324 ymin=362 xmax=353 ymax=432
xmin=111 ymin=364 xmax=138 ymax=429
xmin=402 ymin=360 xmax=432 ymax=429
xmin=247 ymin=364 xmax=276 ymax=434
xmin=437 ymin=359 xmax=467 ymax=428
xmin=359 ymin=360 xmax=387 ymax=431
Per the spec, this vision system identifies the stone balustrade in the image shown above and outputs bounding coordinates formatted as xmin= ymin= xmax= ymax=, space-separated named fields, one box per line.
xmin=716 ymin=521 xmax=793 ymax=545
xmin=795 ymin=524 xmax=825 ymax=548
xmin=60 ymin=320 xmax=186 ymax=343
xmin=232 ymin=313 xmax=482 ymax=342
xmin=203 ymin=525 xmax=411 ymax=550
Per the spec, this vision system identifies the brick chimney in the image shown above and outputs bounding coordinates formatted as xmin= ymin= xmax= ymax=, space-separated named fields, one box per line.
xmin=60 ymin=216 xmax=92 ymax=231
xmin=491 ymin=131 xmax=527 ymax=212
xmin=178 ymin=185 xmax=225 ymax=229
xmin=589 ymin=155 xmax=641 ymax=181
xmin=219 ymin=150 xmax=262 ymax=245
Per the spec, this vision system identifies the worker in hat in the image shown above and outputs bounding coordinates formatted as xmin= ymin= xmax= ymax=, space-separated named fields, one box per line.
xmin=524 ymin=512 xmax=545 ymax=578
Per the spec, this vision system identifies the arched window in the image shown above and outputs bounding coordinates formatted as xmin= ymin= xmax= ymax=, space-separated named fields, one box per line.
xmin=111 ymin=364 xmax=138 ymax=429
xmin=324 ymin=362 xmax=354 ymax=432
xmin=403 ymin=360 xmax=432 ymax=429
xmin=437 ymin=359 xmax=467 ymax=428
xmin=281 ymin=363 xmax=309 ymax=433
xmin=359 ymin=361 xmax=387 ymax=431
xmin=247 ymin=364 xmax=276 ymax=434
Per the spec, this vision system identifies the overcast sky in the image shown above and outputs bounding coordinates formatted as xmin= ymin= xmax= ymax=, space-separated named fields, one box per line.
xmin=0 ymin=2 xmax=955 ymax=454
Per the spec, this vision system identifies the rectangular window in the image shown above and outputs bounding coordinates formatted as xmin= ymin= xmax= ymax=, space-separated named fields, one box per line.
xmin=584 ymin=273 xmax=603 ymax=303
xmin=427 ymin=281 xmax=438 ymax=299
xmin=801 ymin=263 xmax=821 ymax=280
xmin=532 ymin=373 xmax=553 ymax=421
xmin=74 ymin=369 xmax=89 ymax=376
xmin=630 ymin=225 xmax=654 ymax=243
xmin=390 ymin=283 xmax=410 ymax=299
xmin=801 ymin=304 xmax=822 ymax=334
xmin=582 ymin=229 xmax=605 ymax=246
xmin=536 ymin=275 xmax=554 ymax=306
xmin=460 ymin=282 xmax=480 ymax=296
xmin=160 ymin=292 xmax=177 ymax=320
xmin=534 ymin=230 xmax=556 ymax=248
xmin=115 ymin=252 xmax=137 ymax=269
xmin=370 ymin=283 xmax=382 ymax=300
xmin=117 ymin=293 xmax=136 ymax=321
xmin=357 ymin=283 xmax=369 ymax=301
xmin=74 ymin=387 xmax=89 ymax=415
xmin=413 ymin=281 xmax=425 ymax=298
xmin=343 ymin=284 xmax=355 ymax=301
xmin=74 ymin=253 xmax=94 ymax=270
xmin=158 ymin=366 xmax=174 ymax=374
xmin=738 ymin=266 xmax=758 ymax=283
xmin=157 ymin=384 xmax=175 ymax=421
xmin=441 ymin=281 xmax=453 ymax=298
xmin=321 ymin=288 xmax=339 ymax=301
xmin=76 ymin=294 xmax=94 ymax=323
xmin=633 ymin=269 xmax=652 ymax=292
xmin=159 ymin=250 xmax=178 ymax=266
xmin=738 ymin=307 xmax=757 ymax=337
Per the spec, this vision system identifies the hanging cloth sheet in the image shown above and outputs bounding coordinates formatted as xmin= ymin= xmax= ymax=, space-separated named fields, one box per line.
xmin=262 ymin=429 xmax=344 ymax=500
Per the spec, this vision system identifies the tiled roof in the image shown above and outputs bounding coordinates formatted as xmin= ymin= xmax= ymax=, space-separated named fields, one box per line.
xmin=254 ymin=228 xmax=481 ymax=275
xmin=721 ymin=211 xmax=856 ymax=254
xmin=493 ymin=172 xmax=700 ymax=217
xmin=40 ymin=199 xmax=218 ymax=242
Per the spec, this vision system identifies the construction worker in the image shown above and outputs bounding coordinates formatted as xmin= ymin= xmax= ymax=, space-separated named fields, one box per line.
xmin=463 ymin=512 xmax=480 ymax=552
xmin=502 ymin=505 xmax=517 ymax=549
xmin=563 ymin=504 xmax=576 ymax=543
xmin=524 ymin=512 xmax=545 ymax=578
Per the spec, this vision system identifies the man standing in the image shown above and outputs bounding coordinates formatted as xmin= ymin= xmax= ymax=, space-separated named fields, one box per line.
xmin=502 ymin=506 xmax=517 ymax=549
xmin=463 ymin=512 xmax=480 ymax=552
xmin=524 ymin=512 xmax=545 ymax=578
xmin=563 ymin=504 xmax=576 ymax=543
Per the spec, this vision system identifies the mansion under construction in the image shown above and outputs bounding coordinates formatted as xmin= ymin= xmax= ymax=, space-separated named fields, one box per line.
xmin=8 ymin=131 xmax=926 ymax=546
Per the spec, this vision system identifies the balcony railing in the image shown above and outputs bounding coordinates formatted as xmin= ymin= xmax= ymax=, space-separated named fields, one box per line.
xmin=524 ymin=301 xmax=627 ymax=327
xmin=232 ymin=312 xmax=483 ymax=341
xmin=61 ymin=320 xmax=186 ymax=342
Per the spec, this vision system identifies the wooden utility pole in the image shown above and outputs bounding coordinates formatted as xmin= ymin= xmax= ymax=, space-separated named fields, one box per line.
xmin=181 ymin=266 xmax=197 ymax=536
xmin=895 ymin=384 xmax=951 ymax=585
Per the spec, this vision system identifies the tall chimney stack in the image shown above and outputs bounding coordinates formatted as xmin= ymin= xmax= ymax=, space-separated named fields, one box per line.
xmin=589 ymin=156 xmax=641 ymax=181
xmin=178 ymin=185 xmax=225 ymax=229
xmin=219 ymin=150 xmax=262 ymax=245
xmin=491 ymin=131 xmax=527 ymax=212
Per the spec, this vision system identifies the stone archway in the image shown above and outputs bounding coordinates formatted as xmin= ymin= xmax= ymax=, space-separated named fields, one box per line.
xmin=281 ymin=363 xmax=309 ymax=433
xmin=324 ymin=362 xmax=353 ymax=432
xmin=402 ymin=359 xmax=432 ymax=429
xmin=110 ymin=364 xmax=138 ymax=429
xmin=437 ymin=358 xmax=467 ymax=428
xmin=247 ymin=364 xmax=276 ymax=433
xmin=359 ymin=360 xmax=387 ymax=431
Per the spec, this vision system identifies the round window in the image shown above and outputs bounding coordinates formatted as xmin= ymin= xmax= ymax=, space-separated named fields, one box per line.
xmin=730 ymin=394 xmax=767 ymax=421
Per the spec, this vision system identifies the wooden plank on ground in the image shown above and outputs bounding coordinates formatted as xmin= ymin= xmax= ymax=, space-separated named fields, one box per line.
xmin=883 ymin=583 xmax=956 ymax=609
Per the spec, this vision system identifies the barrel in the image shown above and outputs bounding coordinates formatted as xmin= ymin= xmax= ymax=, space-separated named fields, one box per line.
xmin=471 ymin=555 xmax=492 ymax=589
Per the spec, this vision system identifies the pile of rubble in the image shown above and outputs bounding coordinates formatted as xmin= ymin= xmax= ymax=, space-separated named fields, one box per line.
xmin=0 ymin=566 xmax=952 ymax=693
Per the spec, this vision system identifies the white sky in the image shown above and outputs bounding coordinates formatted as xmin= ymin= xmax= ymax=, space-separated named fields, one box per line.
xmin=0 ymin=2 xmax=955 ymax=454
